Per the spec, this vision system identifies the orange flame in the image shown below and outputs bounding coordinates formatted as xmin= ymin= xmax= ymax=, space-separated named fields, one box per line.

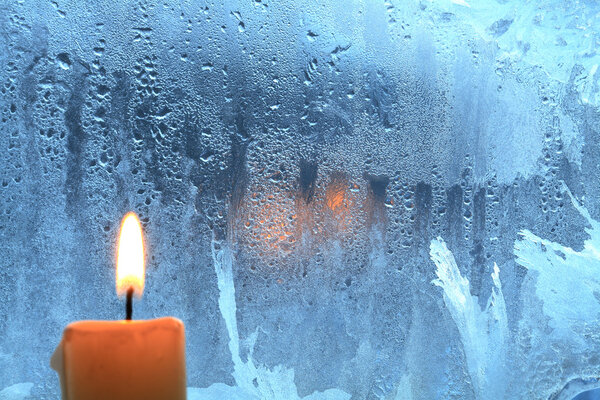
xmin=116 ymin=212 xmax=145 ymax=298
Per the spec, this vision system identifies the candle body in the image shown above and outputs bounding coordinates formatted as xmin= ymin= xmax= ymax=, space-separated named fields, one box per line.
xmin=51 ymin=317 xmax=186 ymax=400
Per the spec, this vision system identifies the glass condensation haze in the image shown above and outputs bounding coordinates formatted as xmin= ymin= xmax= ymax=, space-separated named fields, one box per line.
xmin=0 ymin=0 xmax=599 ymax=399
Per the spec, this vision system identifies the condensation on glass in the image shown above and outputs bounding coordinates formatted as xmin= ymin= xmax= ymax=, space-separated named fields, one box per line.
xmin=0 ymin=1 xmax=599 ymax=399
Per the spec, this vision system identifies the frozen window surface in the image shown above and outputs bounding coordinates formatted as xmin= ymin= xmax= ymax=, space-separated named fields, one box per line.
xmin=1 ymin=1 xmax=600 ymax=398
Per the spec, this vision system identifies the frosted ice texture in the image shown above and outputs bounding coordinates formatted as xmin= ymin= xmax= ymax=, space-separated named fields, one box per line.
xmin=430 ymin=238 xmax=507 ymax=399
xmin=0 ymin=383 xmax=33 ymax=400
xmin=0 ymin=0 xmax=599 ymax=399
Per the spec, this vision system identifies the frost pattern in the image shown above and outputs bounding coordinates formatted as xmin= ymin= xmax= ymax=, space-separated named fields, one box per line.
xmin=0 ymin=383 xmax=33 ymax=400
xmin=511 ymin=184 xmax=600 ymax=397
xmin=430 ymin=238 xmax=508 ymax=399
xmin=187 ymin=237 xmax=350 ymax=400
xmin=1 ymin=0 xmax=599 ymax=397
xmin=425 ymin=0 xmax=600 ymax=105
xmin=515 ymin=184 xmax=600 ymax=341
xmin=392 ymin=375 xmax=414 ymax=400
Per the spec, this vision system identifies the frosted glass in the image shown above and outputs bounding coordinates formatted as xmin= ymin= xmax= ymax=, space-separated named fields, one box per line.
xmin=1 ymin=0 xmax=599 ymax=398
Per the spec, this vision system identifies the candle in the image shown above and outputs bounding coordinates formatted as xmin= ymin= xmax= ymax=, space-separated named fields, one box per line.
xmin=51 ymin=212 xmax=186 ymax=400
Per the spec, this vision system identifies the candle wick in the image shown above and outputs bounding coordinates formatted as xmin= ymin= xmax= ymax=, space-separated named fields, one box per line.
xmin=126 ymin=287 xmax=133 ymax=320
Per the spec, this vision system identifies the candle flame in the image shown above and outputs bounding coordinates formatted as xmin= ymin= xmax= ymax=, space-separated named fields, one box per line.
xmin=116 ymin=212 xmax=145 ymax=298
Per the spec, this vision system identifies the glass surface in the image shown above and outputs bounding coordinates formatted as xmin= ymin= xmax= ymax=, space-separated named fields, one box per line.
xmin=1 ymin=0 xmax=600 ymax=398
